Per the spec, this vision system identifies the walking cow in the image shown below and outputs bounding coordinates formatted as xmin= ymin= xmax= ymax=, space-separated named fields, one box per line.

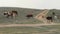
xmin=46 ymin=16 xmax=53 ymax=23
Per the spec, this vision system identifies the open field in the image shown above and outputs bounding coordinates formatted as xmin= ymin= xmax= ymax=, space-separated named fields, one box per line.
xmin=0 ymin=8 xmax=60 ymax=34
xmin=0 ymin=25 xmax=60 ymax=34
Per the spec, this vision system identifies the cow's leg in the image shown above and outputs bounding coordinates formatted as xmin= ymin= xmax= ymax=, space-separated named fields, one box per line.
xmin=49 ymin=20 xmax=51 ymax=23
xmin=11 ymin=13 xmax=16 ymax=19
xmin=49 ymin=19 xmax=53 ymax=24
xmin=51 ymin=19 xmax=53 ymax=22
xmin=48 ymin=20 xmax=52 ymax=24
xmin=47 ymin=20 xmax=50 ymax=23
xmin=47 ymin=20 xmax=51 ymax=24
xmin=47 ymin=20 xmax=48 ymax=23
xmin=11 ymin=15 xmax=13 ymax=19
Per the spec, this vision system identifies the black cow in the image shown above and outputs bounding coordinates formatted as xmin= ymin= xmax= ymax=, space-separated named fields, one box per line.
xmin=46 ymin=16 xmax=53 ymax=23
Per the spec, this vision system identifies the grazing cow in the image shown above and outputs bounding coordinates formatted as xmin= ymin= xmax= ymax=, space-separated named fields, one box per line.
xmin=3 ymin=11 xmax=18 ymax=18
xmin=46 ymin=16 xmax=53 ymax=23
xmin=11 ymin=11 xmax=18 ymax=18
xmin=26 ymin=14 xmax=33 ymax=19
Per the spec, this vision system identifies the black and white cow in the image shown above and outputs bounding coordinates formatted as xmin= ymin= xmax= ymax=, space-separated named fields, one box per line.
xmin=3 ymin=11 xmax=18 ymax=18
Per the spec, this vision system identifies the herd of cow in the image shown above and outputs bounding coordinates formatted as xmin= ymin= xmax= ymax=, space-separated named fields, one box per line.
xmin=4 ymin=11 xmax=18 ymax=18
xmin=3 ymin=11 xmax=34 ymax=19
xmin=3 ymin=11 xmax=58 ymax=23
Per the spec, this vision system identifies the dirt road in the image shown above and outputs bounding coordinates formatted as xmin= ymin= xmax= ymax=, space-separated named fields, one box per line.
xmin=0 ymin=23 xmax=59 ymax=27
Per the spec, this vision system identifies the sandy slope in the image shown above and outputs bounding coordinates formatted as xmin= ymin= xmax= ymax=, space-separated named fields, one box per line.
xmin=34 ymin=9 xmax=50 ymax=23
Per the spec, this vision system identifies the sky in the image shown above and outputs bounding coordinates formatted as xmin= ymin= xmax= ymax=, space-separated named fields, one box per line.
xmin=0 ymin=0 xmax=60 ymax=9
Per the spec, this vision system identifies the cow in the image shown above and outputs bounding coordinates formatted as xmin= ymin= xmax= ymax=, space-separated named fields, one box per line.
xmin=26 ymin=14 xmax=33 ymax=19
xmin=12 ymin=11 xmax=18 ymax=15
xmin=3 ymin=11 xmax=18 ymax=19
xmin=46 ymin=16 xmax=53 ymax=23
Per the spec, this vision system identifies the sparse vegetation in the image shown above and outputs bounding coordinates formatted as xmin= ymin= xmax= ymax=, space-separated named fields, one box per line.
xmin=0 ymin=7 xmax=43 ymax=24
xmin=0 ymin=25 xmax=60 ymax=34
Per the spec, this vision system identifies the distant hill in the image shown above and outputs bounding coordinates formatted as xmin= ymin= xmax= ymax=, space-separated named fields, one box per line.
xmin=0 ymin=7 xmax=60 ymax=24
xmin=0 ymin=7 xmax=43 ymax=24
